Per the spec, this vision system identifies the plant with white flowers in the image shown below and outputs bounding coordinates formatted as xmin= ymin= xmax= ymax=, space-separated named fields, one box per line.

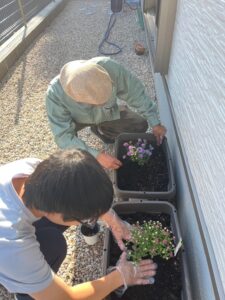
xmin=126 ymin=220 xmax=175 ymax=264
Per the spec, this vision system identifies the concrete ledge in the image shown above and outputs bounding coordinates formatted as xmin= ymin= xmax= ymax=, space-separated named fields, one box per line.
xmin=0 ymin=0 xmax=68 ymax=81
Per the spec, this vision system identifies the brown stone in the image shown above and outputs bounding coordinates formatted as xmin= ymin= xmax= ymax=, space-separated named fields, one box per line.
xmin=134 ymin=41 xmax=145 ymax=55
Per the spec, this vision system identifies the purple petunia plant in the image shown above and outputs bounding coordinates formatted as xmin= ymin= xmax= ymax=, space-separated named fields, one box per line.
xmin=122 ymin=138 xmax=154 ymax=166
xmin=126 ymin=220 xmax=175 ymax=264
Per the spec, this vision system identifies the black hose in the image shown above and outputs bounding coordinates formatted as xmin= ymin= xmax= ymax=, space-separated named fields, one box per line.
xmin=98 ymin=13 xmax=122 ymax=56
xmin=98 ymin=0 xmax=139 ymax=56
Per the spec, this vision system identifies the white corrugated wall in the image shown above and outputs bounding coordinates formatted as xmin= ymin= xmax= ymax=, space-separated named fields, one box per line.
xmin=166 ymin=0 xmax=225 ymax=292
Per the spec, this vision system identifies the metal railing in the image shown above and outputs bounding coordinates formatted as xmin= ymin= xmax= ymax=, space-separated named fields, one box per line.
xmin=0 ymin=0 xmax=53 ymax=46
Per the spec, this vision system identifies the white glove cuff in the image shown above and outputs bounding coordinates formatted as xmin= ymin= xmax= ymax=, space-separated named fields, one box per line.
xmin=107 ymin=265 xmax=128 ymax=297
xmin=116 ymin=265 xmax=128 ymax=291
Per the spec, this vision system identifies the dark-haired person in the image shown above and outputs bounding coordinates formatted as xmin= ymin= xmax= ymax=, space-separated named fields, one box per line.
xmin=0 ymin=149 xmax=157 ymax=300
xmin=45 ymin=56 xmax=166 ymax=170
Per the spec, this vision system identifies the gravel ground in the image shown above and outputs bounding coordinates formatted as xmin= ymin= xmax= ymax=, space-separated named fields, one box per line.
xmin=0 ymin=0 xmax=156 ymax=299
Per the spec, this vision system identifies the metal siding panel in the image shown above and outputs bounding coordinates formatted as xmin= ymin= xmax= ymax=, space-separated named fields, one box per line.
xmin=155 ymin=73 xmax=220 ymax=299
xmin=166 ymin=0 xmax=225 ymax=294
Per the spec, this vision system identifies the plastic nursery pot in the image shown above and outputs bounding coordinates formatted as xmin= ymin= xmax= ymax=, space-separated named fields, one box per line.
xmin=102 ymin=200 xmax=192 ymax=300
xmin=113 ymin=133 xmax=176 ymax=200
xmin=80 ymin=223 xmax=100 ymax=246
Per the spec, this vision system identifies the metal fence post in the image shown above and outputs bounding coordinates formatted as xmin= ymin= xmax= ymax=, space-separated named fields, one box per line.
xmin=17 ymin=0 xmax=27 ymax=26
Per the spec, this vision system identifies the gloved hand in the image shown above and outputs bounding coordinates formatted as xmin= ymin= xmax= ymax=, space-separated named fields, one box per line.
xmin=100 ymin=209 xmax=131 ymax=250
xmin=113 ymin=252 xmax=157 ymax=296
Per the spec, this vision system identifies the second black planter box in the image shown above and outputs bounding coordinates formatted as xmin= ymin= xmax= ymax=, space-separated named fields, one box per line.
xmin=113 ymin=133 xmax=176 ymax=200
xmin=103 ymin=201 xmax=192 ymax=300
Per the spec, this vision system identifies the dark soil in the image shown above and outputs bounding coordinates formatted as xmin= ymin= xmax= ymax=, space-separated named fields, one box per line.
xmin=80 ymin=223 xmax=99 ymax=236
xmin=109 ymin=212 xmax=182 ymax=300
xmin=117 ymin=141 xmax=169 ymax=192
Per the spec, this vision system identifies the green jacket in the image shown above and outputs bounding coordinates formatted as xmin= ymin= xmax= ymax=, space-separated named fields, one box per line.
xmin=45 ymin=57 xmax=159 ymax=157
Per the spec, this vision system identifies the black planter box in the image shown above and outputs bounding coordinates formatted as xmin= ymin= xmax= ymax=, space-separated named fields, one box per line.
xmin=113 ymin=133 xmax=176 ymax=200
xmin=103 ymin=201 xmax=192 ymax=300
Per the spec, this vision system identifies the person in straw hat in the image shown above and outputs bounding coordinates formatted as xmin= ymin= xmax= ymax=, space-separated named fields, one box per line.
xmin=45 ymin=57 xmax=166 ymax=169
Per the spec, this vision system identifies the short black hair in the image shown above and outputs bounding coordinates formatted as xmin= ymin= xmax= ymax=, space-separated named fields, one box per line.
xmin=23 ymin=149 xmax=113 ymax=221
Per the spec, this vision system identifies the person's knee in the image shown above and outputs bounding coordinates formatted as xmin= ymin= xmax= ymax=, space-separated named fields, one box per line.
xmin=130 ymin=117 xmax=148 ymax=132
xmin=139 ymin=118 xmax=148 ymax=132
xmin=120 ymin=109 xmax=148 ymax=133
xmin=53 ymin=230 xmax=67 ymax=260
xmin=36 ymin=227 xmax=67 ymax=266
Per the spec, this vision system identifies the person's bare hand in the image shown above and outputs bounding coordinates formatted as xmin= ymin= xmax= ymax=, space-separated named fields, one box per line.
xmin=97 ymin=152 xmax=122 ymax=169
xmin=152 ymin=124 xmax=167 ymax=145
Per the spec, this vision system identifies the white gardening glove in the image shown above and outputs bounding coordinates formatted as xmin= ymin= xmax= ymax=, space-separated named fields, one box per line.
xmin=112 ymin=252 xmax=157 ymax=296
xmin=101 ymin=209 xmax=132 ymax=250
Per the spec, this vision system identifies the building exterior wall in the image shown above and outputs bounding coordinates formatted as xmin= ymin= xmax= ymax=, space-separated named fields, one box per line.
xmin=166 ymin=0 xmax=225 ymax=293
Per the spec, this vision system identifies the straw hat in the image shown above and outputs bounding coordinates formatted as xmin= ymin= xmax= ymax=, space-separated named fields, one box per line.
xmin=59 ymin=60 xmax=113 ymax=105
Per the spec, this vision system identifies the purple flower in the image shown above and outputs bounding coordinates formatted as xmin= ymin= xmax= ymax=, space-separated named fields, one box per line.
xmin=137 ymin=147 xmax=144 ymax=153
xmin=122 ymin=139 xmax=154 ymax=166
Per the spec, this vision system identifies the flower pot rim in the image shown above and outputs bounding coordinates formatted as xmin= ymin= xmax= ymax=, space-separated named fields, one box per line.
xmin=80 ymin=223 xmax=100 ymax=236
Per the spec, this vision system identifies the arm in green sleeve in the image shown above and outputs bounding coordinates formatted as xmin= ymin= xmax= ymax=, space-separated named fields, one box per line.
xmin=45 ymin=91 xmax=99 ymax=158
xmin=109 ymin=60 xmax=160 ymax=127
